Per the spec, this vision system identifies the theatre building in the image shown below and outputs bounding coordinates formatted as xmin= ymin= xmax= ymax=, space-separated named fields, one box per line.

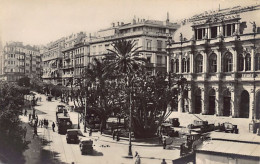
xmin=167 ymin=5 xmax=260 ymax=119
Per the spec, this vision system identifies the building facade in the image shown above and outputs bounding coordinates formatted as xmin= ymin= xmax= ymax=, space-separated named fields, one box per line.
xmin=167 ymin=4 xmax=260 ymax=119
xmin=90 ymin=15 xmax=179 ymax=75
xmin=61 ymin=32 xmax=91 ymax=86
xmin=0 ymin=42 xmax=41 ymax=82
xmin=42 ymin=37 xmax=65 ymax=85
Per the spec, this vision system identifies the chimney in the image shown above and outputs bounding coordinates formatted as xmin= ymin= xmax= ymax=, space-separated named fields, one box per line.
xmin=121 ymin=22 xmax=124 ymax=25
xmin=166 ymin=12 xmax=169 ymax=22
xmin=112 ymin=22 xmax=115 ymax=27
xmin=117 ymin=22 xmax=120 ymax=26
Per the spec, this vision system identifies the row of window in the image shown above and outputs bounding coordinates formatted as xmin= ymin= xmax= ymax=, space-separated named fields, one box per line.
xmin=171 ymin=53 xmax=260 ymax=73
xmin=195 ymin=23 xmax=237 ymax=40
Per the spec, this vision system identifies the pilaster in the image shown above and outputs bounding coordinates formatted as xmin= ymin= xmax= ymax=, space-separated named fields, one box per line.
xmin=201 ymin=87 xmax=206 ymax=114
xmin=178 ymin=94 xmax=183 ymax=113
xmin=251 ymin=48 xmax=255 ymax=71
xmin=249 ymin=89 xmax=255 ymax=119
xmin=188 ymin=86 xmax=193 ymax=113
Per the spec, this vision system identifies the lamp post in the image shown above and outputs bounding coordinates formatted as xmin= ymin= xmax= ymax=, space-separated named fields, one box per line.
xmin=128 ymin=77 xmax=133 ymax=157
xmin=84 ymin=91 xmax=87 ymax=132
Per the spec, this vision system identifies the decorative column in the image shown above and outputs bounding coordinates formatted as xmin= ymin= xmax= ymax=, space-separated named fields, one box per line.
xmin=215 ymin=88 xmax=220 ymax=116
xmin=230 ymin=87 xmax=236 ymax=117
xmin=188 ymin=86 xmax=193 ymax=113
xmin=217 ymin=50 xmax=222 ymax=73
xmin=179 ymin=54 xmax=182 ymax=73
xmin=178 ymin=94 xmax=183 ymax=113
xmin=249 ymin=89 xmax=255 ymax=119
xmin=201 ymin=87 xmax=206 ymax=114
xmin=251 ymin=48 xmax=255 ymax=71
xmin=203 ymin=52 xmax=208 ymax=73
xmin=217 ymin=26 xmax=220 ymax=36
xmin=232 ymin=49 xmax=238 ymax=72
xmin=190 ymin=53 xmax=194 ymax=73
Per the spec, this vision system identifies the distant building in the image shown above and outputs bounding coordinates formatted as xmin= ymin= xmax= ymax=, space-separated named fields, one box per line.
xmin=167 ymin=4 xmax=260 ymax=119
xmin=42 ymin=37 xmax=65 ymax=85
xmin=90 ymin=14 xmax=179 ymax=75
xmin=0 ymin=42 xmax=41 ymax=82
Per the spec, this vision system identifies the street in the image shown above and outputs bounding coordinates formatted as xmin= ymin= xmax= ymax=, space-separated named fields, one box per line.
xmin=20 ymin=92 xmax=180 ymax=164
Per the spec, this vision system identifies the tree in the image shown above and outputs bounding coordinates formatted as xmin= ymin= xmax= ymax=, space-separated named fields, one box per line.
xmin=0 ymin=82 xmax=29 ymax=160
xmin=17 ymin=76 xmax=30 ymax=87
xmin=81 ymin=58 xmax=112 ymax=129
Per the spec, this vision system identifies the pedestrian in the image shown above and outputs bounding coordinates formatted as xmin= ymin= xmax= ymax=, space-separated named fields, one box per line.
xmin=116 ymin=132 xmax=120 ymax=141
xmin=23 ymin=126 xmax=27 ymax=139
xmin=29 ymin=113 xmax=31 ymax=121
xmin=112 ymin=130 xmax=115 ymax=140
xmin=46 ymin=120 xmax=49 ymax=129
xmin=24 ymin=109 xmax=27 ymax=116
xmin=52 ymin=122 xmax=55 ymax=132
xmin=89 ymin=128 xmax=92 ymax=137
xmin=134 ymin=152 xmax=141 ymax=164
xmin=40 ymin=120 xmax=43 ymax=128
xmin=163 ymin=138 xmax=167 ymax=149
xmin=33 ymin=126 xmax=38 ymax=138
xmin=161 ymin=159 xmax=167 ymax=164
xmin=159 ymin=134 xmax=162 ymax=144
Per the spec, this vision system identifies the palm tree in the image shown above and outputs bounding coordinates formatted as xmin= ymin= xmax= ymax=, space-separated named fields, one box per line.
xmin=81 ymin=58 xmax=111 ymax=131
xmin=107 ymin=39 xmax=146 ymax=157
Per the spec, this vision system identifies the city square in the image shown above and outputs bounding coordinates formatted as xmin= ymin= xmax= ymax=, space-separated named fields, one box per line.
xmin=0 ymin=0 xmax=260 ymax=164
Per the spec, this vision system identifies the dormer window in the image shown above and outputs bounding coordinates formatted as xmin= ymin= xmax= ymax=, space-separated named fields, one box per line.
xmin=195 ymin=28 xmax=206 ymax=40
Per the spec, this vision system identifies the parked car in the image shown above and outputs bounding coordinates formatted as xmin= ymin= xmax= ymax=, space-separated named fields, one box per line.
xmin=79 ymin=139 xmax=93 ymax=155
xmin=160 ymin=123 xmax=179 ymax=137
xmin=224 ymin=122 xmax=239 ymax=134
xmin=169 ymin=118 xmax=180 ymax=127
xmin=66 ymin=129 xmax=79 ymax=144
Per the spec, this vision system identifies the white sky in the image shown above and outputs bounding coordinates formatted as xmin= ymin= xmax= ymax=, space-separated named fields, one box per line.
xmin=0 ymin=0 xmax=259 ymax=45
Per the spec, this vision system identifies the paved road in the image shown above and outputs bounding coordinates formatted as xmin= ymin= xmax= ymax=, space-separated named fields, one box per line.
xmin=21 ymin=93 xmax=180 ymax=164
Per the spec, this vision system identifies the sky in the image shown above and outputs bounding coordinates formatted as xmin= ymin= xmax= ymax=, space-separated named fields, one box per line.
xmin=0 ymin=0 xmax=259 ymax=46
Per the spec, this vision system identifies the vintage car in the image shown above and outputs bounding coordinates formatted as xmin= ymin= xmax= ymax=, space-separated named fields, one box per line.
xmin=66 ymin=129 xmax=79 ymax=144
xmin=79 ymin=139 xmax=93 ymax=155
xmin=168 ymin=118 xmax=180 ymax=127
xmin=160 ymin=123 xmax=179 ymax=137
xmin=224 ymin=122 xmax=239 ymax=134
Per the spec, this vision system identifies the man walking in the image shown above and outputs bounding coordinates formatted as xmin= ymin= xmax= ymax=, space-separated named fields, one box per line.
xmin=23 ymin=126 xmax=27 ymax=140
xmin=33 ymin=126 xmax=38 ymax=138
xmin=52 ymin=122 xmax=55 ymax=132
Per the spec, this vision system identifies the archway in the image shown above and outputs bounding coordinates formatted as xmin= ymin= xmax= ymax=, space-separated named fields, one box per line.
xmin=256 ymin=91 xmax=260 ymax=119
xmin=208 ymin=89 xmax=216 ymax=115
xmin=223 ymin=90 xmax=231 ymax=116
xmin=194 ymin=88 xmax=202 ymax=114
xmin=239 ymin=90 xmax=249 ymax=118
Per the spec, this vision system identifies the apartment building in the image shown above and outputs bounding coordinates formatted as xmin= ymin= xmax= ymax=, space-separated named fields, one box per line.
xmin=61 ymin=32 xmax=92 ymax=86
xmin=0 ymin=42 xmax=41 ymax=82
xmin=90 ymin=15 xmax=179 ymax=74
xmin=167 ymin=4 xmax=260 ymax=119
xmin=42 ymin=37 xmax=65 ymax=85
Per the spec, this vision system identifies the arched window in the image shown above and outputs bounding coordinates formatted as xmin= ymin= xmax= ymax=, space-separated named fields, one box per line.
xmin=245 ymin=54 xmax=251 ymax=71
xmin=255 ymin=53 xmax=260 ymax=71
xmin=182 ymin=58 xmax=186 ymax=73
xmin=224 ymin=53 xmax=233 ymax=72
xmin=187 ymin=58 xmax=190 ymax=73
xmin=209 ymin=53 xmax=217 ymax=73
xmin=175 ymin=59 xmax=179 ymax=73
xmin=196 ymin=54 xmax=203 ymax=73
xmin=238 ymin=54 xmax=244 ymax=71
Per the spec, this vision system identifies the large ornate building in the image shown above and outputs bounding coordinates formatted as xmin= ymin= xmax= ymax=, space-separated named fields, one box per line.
xmin=167 ymin=4 xmax=260 ymax=119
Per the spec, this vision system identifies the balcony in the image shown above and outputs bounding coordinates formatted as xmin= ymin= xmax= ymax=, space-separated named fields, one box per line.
xmin=75 ymin=64 xmax=84 ymax=68
xmin=156 ymin=63 xmax=166 ymax=67
xmin=238 ymin=72 xmax=256 ymax=81
xmin=75 ymin=53 xmax=84 ymax=58
xmin=62 ymin=73 xmax=73 ymax=78
xmin=62 ymin=64 xmax=73 ymax=69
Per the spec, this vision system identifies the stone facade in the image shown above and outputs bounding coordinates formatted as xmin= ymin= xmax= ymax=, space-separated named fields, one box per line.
xmin=167 ymin=4 xmax=260 ymax=119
